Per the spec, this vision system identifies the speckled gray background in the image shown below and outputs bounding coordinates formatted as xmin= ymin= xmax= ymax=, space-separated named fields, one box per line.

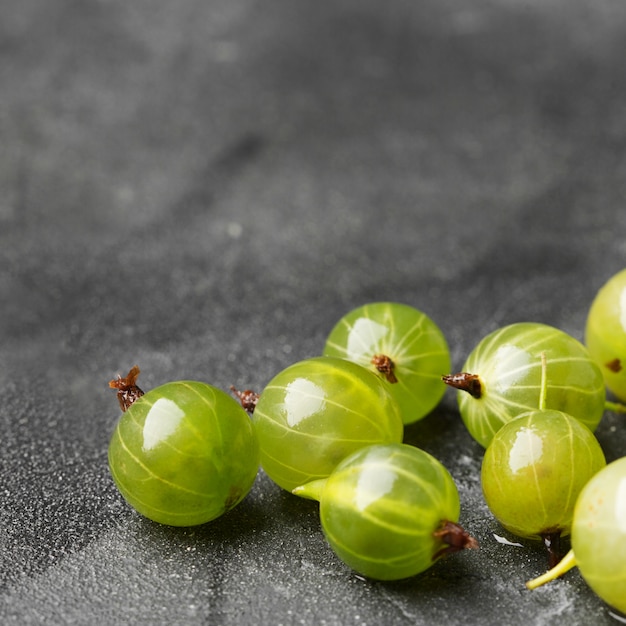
xmin=1 ymin=1 xmax=626 ymax=624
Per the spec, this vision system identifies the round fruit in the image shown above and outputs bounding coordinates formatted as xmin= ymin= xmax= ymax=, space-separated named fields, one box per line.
xmin=443 ymin=322 xmax=606 ymax=448
xmin=585 ymin=268 xmax=626 ymax=402
xmin=526 ymin=456 xmax=626 ymax=615
xmin=252 ymin=356 xmax=403 ymax=493
xmin=293 ymin=443 xmax=478 ymax=581
xmin=108 ymin=370 xmax=259 ymax=527
xmin=481 ymin=409 xmax=606 ymax=563
xmin=323 ymin=302 xmax=451 ymax=424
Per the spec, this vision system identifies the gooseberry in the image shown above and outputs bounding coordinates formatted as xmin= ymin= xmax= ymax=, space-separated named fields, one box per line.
xmin=108 ymin=367 xmax=260 ymax=527
xmin=323 ymin=302 xmax=451 ymax=424
xmin=443 ymin=322 xmax=606 ymax=448
xmin=251 ymin=356 xmax=403 ymax=493
xmin=585 ymin=268 xmax=626 ymax=403
xmin=293 ymin=442 xmax=478 ymax=581
xmin=481 ymin=408 xmax=606 ymax=565
xmin=526 ymin=456 xmax=626 ymax=616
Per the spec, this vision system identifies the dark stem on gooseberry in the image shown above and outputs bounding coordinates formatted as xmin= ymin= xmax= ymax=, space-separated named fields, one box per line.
xmin=109 ymin=365 xmax=144 ymax=412
xmin=541 ymin=530 xmax=562 ymax=569
xmin=606 ymin=357 xmax=622 ymax=373
xmin=230 ymin=386 xmax=260 ymax=414
xmin=441 ymin=373 xmax=483 ymax=399
xmin=432 ymin=520 xmax=479 ymax=560
xmin=371 ymin=354 xmax=398 ymax=383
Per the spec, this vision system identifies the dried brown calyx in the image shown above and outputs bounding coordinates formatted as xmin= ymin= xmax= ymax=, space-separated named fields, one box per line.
xmin=109 ymin=365 xmax=144 ymax=412
xmin=442 ymin=372 xmax=483 ymax=399
xmin=541 ymin=529 xmax=562 ymax=569
xmin=371 ymin=354 xmax=398 ymax=383
xmin=230 ymin=386 xmax=260 ymax=414
xmin=606 ymin=358 xmax=622 ymax=373
xmin=432 ymin=520 xmax=479 ymax=560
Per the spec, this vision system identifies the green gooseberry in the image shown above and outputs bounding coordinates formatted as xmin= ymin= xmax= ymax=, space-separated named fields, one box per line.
xmin=323 ymin=302 xmax=451 ymax=424
xmin=294 ymin=442 xmax=478 ymax=581
xmin=585 ymin=268 xmax=626 ymax=403
xmin=443 ymin=322 xmax=607 ymax=448
xmin=527 ymin=456 xmax=626 ymax=616
xmin=481 ymin=408 xmax=606 ymax=564
xmin=108 ymin=366 xmax=259 ymax=527
xmin=252 ymin=356 xmax=403 ymax=493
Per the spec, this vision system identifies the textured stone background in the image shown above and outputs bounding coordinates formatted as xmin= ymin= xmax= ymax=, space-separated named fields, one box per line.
xmin=1 ymin=1 xmax=626 ymax=624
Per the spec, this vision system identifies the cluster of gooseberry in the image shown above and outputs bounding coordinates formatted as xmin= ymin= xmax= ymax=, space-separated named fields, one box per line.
xmin=441 ymin=269 xmax=626 ymax=615
xmin=108 ymin=303 xmax=477 ymax=580
xmin=106 ymin=270 xmax=626 ymax=614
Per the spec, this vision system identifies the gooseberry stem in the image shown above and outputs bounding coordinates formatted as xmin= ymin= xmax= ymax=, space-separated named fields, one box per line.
xmin=526 ymin=548 xmax=577 ymax=590
xmin=605 ymin=400 xmax=626 ymax=414
xmin=109 ymin=365 xmax=144 ymax=412
xmin=292 ymin=478 xmax=326 ymax=501
xmin=441 ymin=373 xmax=483 ymax=399
xmin=538 ymin=351 xmax=548 ymax=411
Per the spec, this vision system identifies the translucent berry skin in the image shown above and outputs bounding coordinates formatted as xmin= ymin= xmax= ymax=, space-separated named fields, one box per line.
xmin=294 ymin=443 xmax=463 ymax=581
xmin=323 ymin=302 xmax=451 ymax=424
xmin=252 ymin=356 xmax=403 ymax=493
xmin=570 ymin=456 xmax=626 ymax=614
xmin=481 ymin=409 xmax=606 ymax=540
xmin=455 ymin=322 xmax=606 ymax=448
xmin=108 ymin=381 xmax=260 ymax=527
xmin=585 ymin=268 xmax=626 ymax=402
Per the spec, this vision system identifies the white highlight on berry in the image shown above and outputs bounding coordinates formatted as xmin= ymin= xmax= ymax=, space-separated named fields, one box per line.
xmin=142 ymin=398 xmax=185 ymax=451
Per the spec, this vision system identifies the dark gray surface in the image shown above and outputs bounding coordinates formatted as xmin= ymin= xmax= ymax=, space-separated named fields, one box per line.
xmin=2 ymin=1 xmax=626 ymax=624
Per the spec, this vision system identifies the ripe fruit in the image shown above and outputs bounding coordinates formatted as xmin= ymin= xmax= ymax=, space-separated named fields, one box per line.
xmin=526 ymin=456 xmax=626 ymax=615
xmin=443 ymin=322 xmax=606 ymax=448
xmin=585 ymin=268 xmax=626 ymax=402
xmin=323 ymin=302 xmax=451 ymax=424
xmin=293 ymin=443 xmax=478 ymax=581
xmin=481 ymin=408 xmax=606 ymax=565
xmin=108 ymin=367 xmax=259 ymax=527
xmin=252 ymin=356 xmax=403 ymax=493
